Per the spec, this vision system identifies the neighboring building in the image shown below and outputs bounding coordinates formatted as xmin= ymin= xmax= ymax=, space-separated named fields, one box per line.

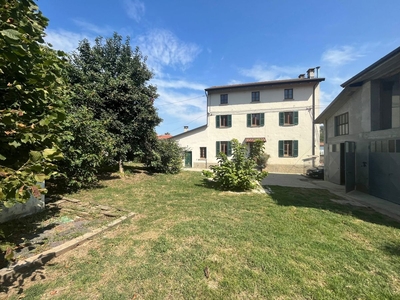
xmin=172 ymin=69 xmax=325 ymax=173
xmin=315 ymin=46 xmax=400 ymax=204
xmin=157 ymin=133 xmax=173 ymax=140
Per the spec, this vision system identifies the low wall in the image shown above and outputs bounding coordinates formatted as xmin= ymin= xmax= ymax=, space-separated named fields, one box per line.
xmin=0 ymin=182 xmax=45 ymax=224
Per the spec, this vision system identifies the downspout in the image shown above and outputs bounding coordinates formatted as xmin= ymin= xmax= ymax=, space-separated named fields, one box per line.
xmin=312 ymin=82 xmax=318 ymax=167
xmin=205 ymin=90 xmax=209 ymax=169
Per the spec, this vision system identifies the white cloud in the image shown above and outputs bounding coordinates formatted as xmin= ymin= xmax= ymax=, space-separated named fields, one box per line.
xmin=72 ymin=19 xmax=112 ymax=35
xmin=137 ymin=29 xmax=201 ymax=72
xmin=322 ymin=46 xmax=364 ymax=67
xmin=239 ymin=64 xmax=304 ymax=82
xmin=124 ymin=0 xmax=145 ymax=22
xmin=45 ymin=29 xmax=91 ymax=53
xmin=152 ymin=78 xmax=206 ymax=91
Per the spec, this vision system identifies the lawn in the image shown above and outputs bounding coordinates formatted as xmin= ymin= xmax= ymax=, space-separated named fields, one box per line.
xmin=3 ymin=169 xmax=400 ymax=299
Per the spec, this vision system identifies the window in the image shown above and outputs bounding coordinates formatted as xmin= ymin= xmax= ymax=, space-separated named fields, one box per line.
xmin=284 ymin=89 xmax=293 ymax=99
xmin=216 ymin=141 xmax=232 ymax=156
xmin=216 ymin=115 xmax=232 ymax=128
xmin=278 ymin=140 xmax=298 ymax=157
xmin=220 ymin=94 xmax=228 ymax=104
xmin=251 ymin=91 xmax=260 ymax=102
xmin=200 ymin=147 xmax=207 ymax=158
xmin=247 ymin=113 xmax=265 ymax=127
xmin=371 ymin=75 xmax=400 ymax=131
xmin=371 ymin=139 xmax=400 ymax=153
xmin=334 ymin=112 xmax=349 ymax=136
xmin=279 ymin=111 xmax=299 ymax=126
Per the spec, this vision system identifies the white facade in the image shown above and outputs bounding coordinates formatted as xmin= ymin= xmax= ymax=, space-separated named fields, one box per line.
xmin=173 ymin=73 xmax=324 ymax=173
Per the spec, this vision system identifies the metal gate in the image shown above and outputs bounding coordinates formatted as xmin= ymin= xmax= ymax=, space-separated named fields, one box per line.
xmin=369 ymin=153 xmax=400 ymax=204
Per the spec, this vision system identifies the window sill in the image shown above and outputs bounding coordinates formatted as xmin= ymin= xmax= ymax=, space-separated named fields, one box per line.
xmin=283 ymin=98 xmax=294 ymax=101
xmin=251 ymin=101 xmax=260 ymax=103
xmin=219 ymin=103 xmax=228 ymax=105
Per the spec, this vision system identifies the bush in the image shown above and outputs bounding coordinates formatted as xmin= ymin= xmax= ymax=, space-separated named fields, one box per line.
xmin=210 ymin=139 xmax=268 ymax=191
xmin=145 ymin=139 xmax=184 ymax=174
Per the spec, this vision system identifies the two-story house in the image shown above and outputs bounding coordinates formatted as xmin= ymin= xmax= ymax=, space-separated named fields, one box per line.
xmin=315 ymin=46 xmax=400 ymax=204
xmin=172 ymin=68 xmax=325 ymax=173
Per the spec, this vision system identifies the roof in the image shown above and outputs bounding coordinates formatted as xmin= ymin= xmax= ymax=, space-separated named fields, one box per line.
xmin=341 ymin=46 xmax=400 ymax=87
xmin=157 ymin=134 xmax=172 ymax=140
xmin=315 ymin=46 xmax=400 ymax=123
xmin=170 ymin=125 xmax=207 ymax=139
xmin=205 ymin=77 xmax=325 ymax=92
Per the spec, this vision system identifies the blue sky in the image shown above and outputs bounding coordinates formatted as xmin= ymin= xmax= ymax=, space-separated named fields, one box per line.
xmin=38 ymin=0 xmax=400 ymax=135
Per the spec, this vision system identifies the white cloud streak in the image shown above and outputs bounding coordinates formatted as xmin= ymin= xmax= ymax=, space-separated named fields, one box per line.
xmin=124 ymin=0 xmax=145 ymax=22
xmin=322 ymin=46 xmax=364 ymax=67
xmin=137 ymin=29 xmax=201 ymax=73
xmin=72 ymin=19 xmax=113 ymax=35
xmin=239 ymin=64 xmax=304 ymax=82
xmin=45 ymin=29 xmax=91 ymax=53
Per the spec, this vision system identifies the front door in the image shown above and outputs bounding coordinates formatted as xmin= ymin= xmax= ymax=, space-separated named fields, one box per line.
xmin=345 ymin=141 xmax=356 ymax=193
xmin=184 ymin=151 xmax=192 ymax=168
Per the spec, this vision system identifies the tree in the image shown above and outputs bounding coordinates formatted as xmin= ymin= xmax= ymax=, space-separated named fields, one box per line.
xmin=207 ymin=139 xmax=268 ymax=191
xmin=0 ymin=0 xmax=66 ymax=206
xmin=145 ymin=139 xmax=184 ymax=174
xmin=56 ymin=106 xmax=117 ymax=191
xmin=68 ymin=33 xmax=162 ymax=173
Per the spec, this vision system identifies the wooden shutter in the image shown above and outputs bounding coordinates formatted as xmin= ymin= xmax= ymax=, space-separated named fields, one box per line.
xmin=247 ymin=114 xmax=251 ymax=127
xmin=293 ymin=140 xmax=298 ymax=157
xmin=216 ymin=141 xmax=220 ymax=156
xmin=216 ymin=115 xmax=220 ymax=128
xmin=228 ymin=115 xmax=232 ymax=127
xmin=279 ymin=112 xmax=284 ymax=126
xmin=260 ymin=113 xmax=265 ymax=126
xmin=227 ymin=141 xmax=232 ymax=156
xmin=278 ymin=141 xmax=284 ymax=157
xmin=294 ymin=111 xmax=299 ymax=125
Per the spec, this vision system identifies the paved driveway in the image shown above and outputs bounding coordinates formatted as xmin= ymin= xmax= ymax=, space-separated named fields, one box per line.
xmin=262 ymin=173 xmax=324 ymax=189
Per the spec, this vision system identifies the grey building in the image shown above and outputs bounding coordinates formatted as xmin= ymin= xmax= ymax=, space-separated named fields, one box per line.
xmin=315 ymin=46 xmax=400 ymax=204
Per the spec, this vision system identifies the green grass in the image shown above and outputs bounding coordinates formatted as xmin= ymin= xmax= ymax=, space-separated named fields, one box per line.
xmin=5 ymin=170 xmax=400 ymax=299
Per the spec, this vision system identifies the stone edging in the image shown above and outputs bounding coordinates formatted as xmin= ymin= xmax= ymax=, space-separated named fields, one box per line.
xmin=0 ymin=212 xmax=136 ymax=285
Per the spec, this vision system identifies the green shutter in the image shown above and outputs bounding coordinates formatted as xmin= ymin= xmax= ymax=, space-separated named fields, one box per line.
xmin=216 ymin=141 xmax=220 ymax=156
xmin=294 ymin=111 xmax=298 ymax=125
xmin=260 ymin=113 xmax=265 ymax=126
xmin=293 ymin=140 xmax=298 ymax=157
xmin=247 ymin=114 xmax=251 ymax=127
xmin=279 ymin=112 xmax=284 ymax=126
xmin=227 ymin=141 xmax=232 ymax=156
xmin=216 ymin=115 xmax=220 ymax=128
xmin=228 ymin=115 xmax=232 ymax=127
xmin=279 ymin=141 xmax=284 ymax=157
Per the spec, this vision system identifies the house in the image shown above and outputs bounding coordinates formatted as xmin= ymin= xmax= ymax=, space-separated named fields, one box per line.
xmin=172 ymin=68 xmax=325 ymax=173
xmin=157 ymin=133 xmax=173 ymax=140
xmin=315 ymin=46 xmax=400 ymax=204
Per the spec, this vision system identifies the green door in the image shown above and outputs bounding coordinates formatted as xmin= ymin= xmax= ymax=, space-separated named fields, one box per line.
xmin=185 ymin=151 xmax=192 ymax=168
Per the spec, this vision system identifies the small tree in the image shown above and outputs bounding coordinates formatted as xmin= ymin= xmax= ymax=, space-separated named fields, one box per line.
xmin=210 ymin=139 xmax=268 ymax=191
xmin=249 ymin=139 xmax=270 ymax=171
xmin=145 ymin=139 xmax=184 ymax=174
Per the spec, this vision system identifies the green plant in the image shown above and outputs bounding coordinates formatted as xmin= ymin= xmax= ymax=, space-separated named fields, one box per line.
xmin=201 ymin=169 xmax=213 ymax=178
xmin=145 ymin=139 xmax=184 ymax=174
xmin=0 ymin=0 xmax=67 ymax=205
xmin=211 ymin=139 xmax=268 ymax=191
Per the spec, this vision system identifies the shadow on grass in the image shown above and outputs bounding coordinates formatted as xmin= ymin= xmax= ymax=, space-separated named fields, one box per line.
xmin=269 ymin=185 xmax=400 ymax=229
xmin=381 ymin=242 xmax=400 ymax=256
xmin=0 ymin=204 xmax=61 ymax=269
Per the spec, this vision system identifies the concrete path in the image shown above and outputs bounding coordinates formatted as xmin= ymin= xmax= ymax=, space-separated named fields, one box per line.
xmin=262 ymin=173 xmax=400 ymax=222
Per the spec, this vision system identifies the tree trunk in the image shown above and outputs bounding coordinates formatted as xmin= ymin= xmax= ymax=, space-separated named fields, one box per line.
xmin=119 ymin=158 xmax=124 ymax=173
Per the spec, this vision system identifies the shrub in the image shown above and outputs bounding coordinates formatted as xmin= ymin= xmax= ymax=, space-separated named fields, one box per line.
xmin=145 ymin=139 xmax=184 ymax=174
xmin=211 ymin=139 xmax=268 ymax=191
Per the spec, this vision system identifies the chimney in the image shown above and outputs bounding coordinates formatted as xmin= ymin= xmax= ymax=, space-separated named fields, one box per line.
xmin=184 ymin=126 xmax=189 ymax=132
xmin=307 ymin=68 xmax=315 ymax=79
xmin=298 ymin=74 xmax=305 ymax=79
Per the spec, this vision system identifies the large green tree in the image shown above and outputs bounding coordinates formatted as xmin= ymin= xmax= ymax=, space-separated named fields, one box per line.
xmin=68 ymin=33 xmax=162 ymax=172
xmin=0 ymin=0 xmax=66 ymax=206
